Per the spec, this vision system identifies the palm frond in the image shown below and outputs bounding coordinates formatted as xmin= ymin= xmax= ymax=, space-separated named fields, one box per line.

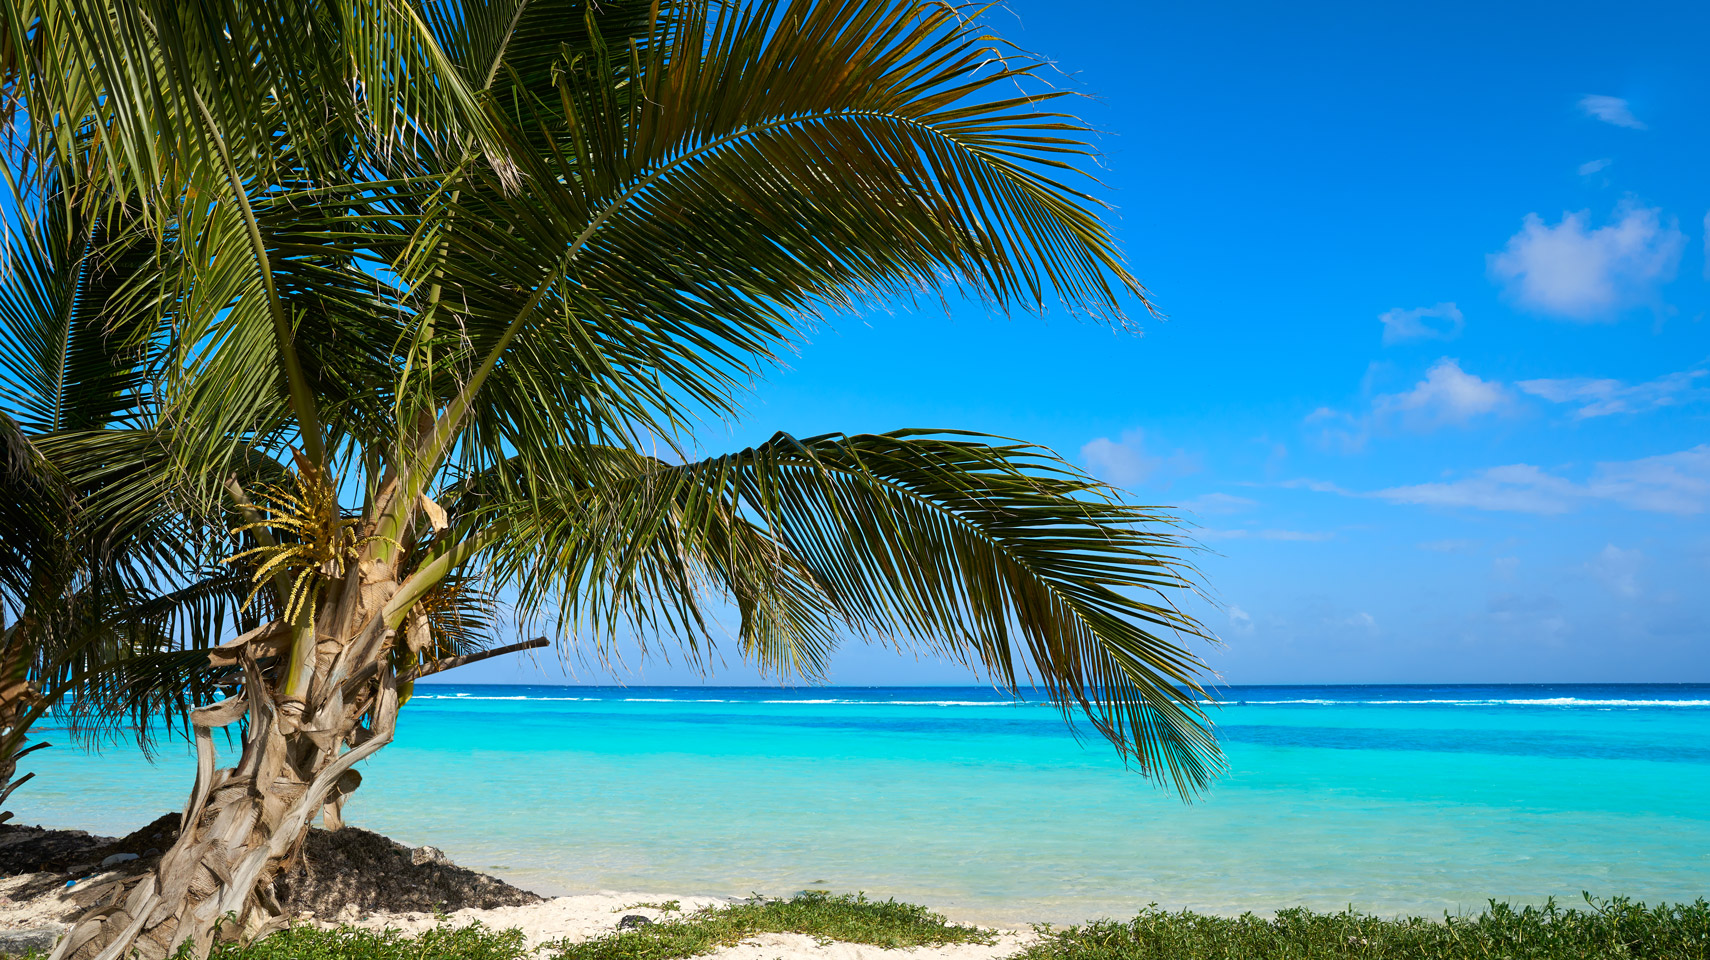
xmin=0 ymin=175 xmax=152 ymax=435
xmin=401 ymin=0 xmax=1150 ymax=481
xmin=451 ymin=431 xmax=1219 ymax=793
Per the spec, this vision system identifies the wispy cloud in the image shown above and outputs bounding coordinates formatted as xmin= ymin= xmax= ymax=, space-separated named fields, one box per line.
xmin=1080 ymin=429 xmax=1200 ymax=488
xmin=1587 ymin=544 xmax=1643 ymax=598
xmin=1418 ymin=539 xmax=1481 ymax=553
xmin=1307 ymin=359 xmax=1508 ymax=451
xmin=1578 ymin=94 xmax=1646 ymax=130
xmin=1288 ymin=445 xmax=1710 ymax=516
xmin=1488 ymin=205 xmax=1684 ymax=320
xmin=1587 ymin=446 xmax=1710 ymax=514
xmin=1262 ymin=529 xmax=1337 ymax=542
xmin=1368 ymin=445 xmax=1710 ymax=515
xmin=1227 ymin=606 xmax=1254 ymax=635
xmin=1374 ymin=465 xmax=1581 ymax=514
xmin=1372 ymin=358 xmax=1509 ymax=428
xmin=1343 ymin=611 xmax=1378 ymax=632
xmin=1578 ymin=158 xmax=1613 ymax=176
xmin=1517 ymin=369 xmax=1708 ymax=418
xmin=1379 ymin=303 xmax=1463 ymax=345
xmin=1278 ymin=478 xmax=1351 ymax=495
xmin=1179 ymin=492 xmax=1258 ymax=515
xmin=1202 ymin=527 xmax=1335 ymax=542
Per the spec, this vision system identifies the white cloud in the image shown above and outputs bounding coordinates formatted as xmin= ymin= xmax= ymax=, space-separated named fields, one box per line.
xmin=1362 ymin=444 xmax=1710 ymax=515
xmin=1587 ymin=544 xmax=1643 ymax=598
xmin=1261 ymin=529 xmax=1335 ymax=542
xmin=1228 ymin=605 xmax=1254 ymax=635
xmin=1487 ymin=206 xmax=1685 ymax=320
xmin=1180 ymin=492 xmax=1258 ymax=515
xmin=1578 ymin=95 xmax=1646 ymax=130
xmin=1279 ymin=477 xmax=1351 ymax=495
xmin=1418 ymin=538 xmax=1480 ymax=553
xmin=1578 ymin=158 xmax=1613 ymax=176
xmin=1343 ymin=611 xmax=1377 ymax=631
xmin=1517 ymin=369 xmax=1708 ymax=418
xmin=1081 ymin=429 xmax=1199 ymax=488
xmin=1379 ymin=303 xmax=1463 ymax=345
xmin=1375 ymin=464 xmax=1580 ymax=514
xmin=1372 ymin=358 xmax=1509 ymax=429
xmin=1588 ymin=445 xmax=1710 ymax=514
xmin=1303 ymin=406 xmax=1367 ymax=453
xmin=1201 ymin=528 xmax=1334 ymax=542
xmin=1307 ymin=359 xmax=1508 ymax=450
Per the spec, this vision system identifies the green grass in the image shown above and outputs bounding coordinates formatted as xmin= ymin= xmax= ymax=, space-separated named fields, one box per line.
xmin=149 ymin=892 xmax=1710 ymax=960
xmin=1019 ymin=897 xmax=1710 ymax=960
xmin=551 ymin=892 xmax=996 ymax=960
xmin=176 ymin=892 xmax=990 ymax=960
xmin=614 ymin=901 xmax=682 ymax=914
xmin=204 ymin=923 xmax=529 ymax=960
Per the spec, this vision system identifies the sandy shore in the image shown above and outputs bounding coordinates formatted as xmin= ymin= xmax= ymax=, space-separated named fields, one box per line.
xmin=0 ymin=818 xmax=1029 ymax=960
xmin=341 ymin=892 xmax=1031 ymax=959
xmin=0 ymin=873 xmax=1029 ymax=960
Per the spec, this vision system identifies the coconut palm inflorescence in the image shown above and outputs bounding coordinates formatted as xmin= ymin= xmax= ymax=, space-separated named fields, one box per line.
xmin=2 ymin=1 xmax=1224 ymax=958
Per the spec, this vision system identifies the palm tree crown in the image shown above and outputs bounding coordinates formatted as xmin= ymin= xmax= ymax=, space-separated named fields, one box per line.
xmin=3 ymin=2 xmax=1222 ymax=956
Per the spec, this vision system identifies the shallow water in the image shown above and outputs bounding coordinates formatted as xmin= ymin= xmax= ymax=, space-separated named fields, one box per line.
xmin=26 ymin=684 xmax=1710 ymax=925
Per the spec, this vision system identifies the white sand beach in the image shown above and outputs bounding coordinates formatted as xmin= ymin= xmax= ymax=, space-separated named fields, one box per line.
xmin=340 ymin=893 xmax=1031 ymax=959
xmin=0 ymin=870 xmax=1029 ymax=960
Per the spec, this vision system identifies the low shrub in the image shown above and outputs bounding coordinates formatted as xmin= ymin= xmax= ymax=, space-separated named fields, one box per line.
xmin=548 ymin=891 xmax=996 ymax=960
xmin=1018 ymin=896 xmax=1710 ymax=960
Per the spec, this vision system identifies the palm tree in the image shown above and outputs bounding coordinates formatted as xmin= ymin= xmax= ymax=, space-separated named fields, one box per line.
xmin=0 ymin=411 xmax=72 ymax=816
xmin=0 ymin=414 xmax=244 ymax=822
xmin=0 ymin=168 xmax=259 ymax=822
xmin=7 ymin=2 xmax=1223 ymax=958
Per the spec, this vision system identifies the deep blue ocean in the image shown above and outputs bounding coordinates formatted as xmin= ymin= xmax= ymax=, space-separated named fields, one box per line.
xmin=26 ymin=684 xmax=1710 ymax=924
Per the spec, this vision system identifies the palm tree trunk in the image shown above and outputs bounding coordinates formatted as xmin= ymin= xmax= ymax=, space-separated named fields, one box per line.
xmin=0 ymin=642 xmax=46 ymax=824
xmin=53 ymin=574 xmax=404 ymax=960
xmin=0 ymin=719 xmax=45 ymax=826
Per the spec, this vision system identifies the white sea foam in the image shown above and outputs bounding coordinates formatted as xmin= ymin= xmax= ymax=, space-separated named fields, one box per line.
xmin=1232 ymin=698 xmax=1710 ymax=707
xmin=412 ymin=692 xmax=1709 ymax=707
xmin=620 ymin=697 xmax=727 ymax=702
xmin=415 ymin=695 xmax=591 ymax=701
xmin=759 ymin=699 xmax=1021 ymax=706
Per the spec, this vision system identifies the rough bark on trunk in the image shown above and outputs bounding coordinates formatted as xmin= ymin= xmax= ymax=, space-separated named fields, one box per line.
xmin=53 ymin=570 xmax=404 ymax=960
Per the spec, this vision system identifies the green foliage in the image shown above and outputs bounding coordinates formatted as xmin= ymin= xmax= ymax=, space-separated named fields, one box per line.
xmin=202 ymin=923 xmax=529 ymax=960
xmin=552 ymin=892 xmax=996 ymax=960
xmin=9 ymin=0 xmax=1225 ymax=800
xmin=1019 ymin=897 xmax=1710 ymax=960
xmin=134 ymin=894 xmax=1710 ymax=960
xmin=171 ymin=894 xmax=987 ymax=960
xmin=615 ymin=901 xmax=681 ymax=913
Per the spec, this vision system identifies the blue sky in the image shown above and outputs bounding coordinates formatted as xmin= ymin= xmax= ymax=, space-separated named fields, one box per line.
xmin=452 ymin=0 xmax=1709 ymax=687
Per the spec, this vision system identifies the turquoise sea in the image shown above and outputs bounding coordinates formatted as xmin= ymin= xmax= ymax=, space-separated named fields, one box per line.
xmin=23 ymin=684 xmax=1710 ymax=925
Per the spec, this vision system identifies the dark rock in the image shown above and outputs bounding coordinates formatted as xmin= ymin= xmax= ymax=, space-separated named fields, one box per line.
xmin=0 ymin=924 xmax=65 ymax=955
xmin=409 ymin=845 xmax=447 ymax=866
xmin=99 ymin=853 xmax=138 ymax=868
xmin=617 ymin=915 xmax=652 ymax=930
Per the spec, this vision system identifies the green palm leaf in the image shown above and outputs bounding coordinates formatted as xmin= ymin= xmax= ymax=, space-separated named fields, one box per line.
xmin=449 ymin=431 xmax=1220 ymax=794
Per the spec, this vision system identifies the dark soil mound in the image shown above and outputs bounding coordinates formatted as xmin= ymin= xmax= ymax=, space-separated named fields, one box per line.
xmin=0 ymin=813 xmax=181 ymax=904
xmin=0 ymin=814 xmax=540 ymax=918
xmin=276 ymin=823 xmax=541 ymax=916
xmin=0 ymin=823 xmax=105 ymax=876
